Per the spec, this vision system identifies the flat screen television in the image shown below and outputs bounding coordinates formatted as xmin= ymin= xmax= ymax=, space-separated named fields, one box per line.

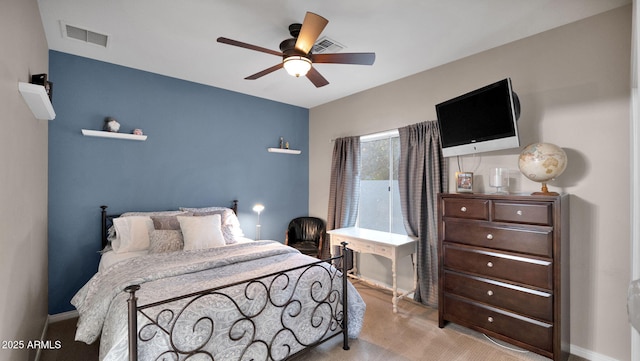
xmin=435 ymin=78 xmax=520 ymax=157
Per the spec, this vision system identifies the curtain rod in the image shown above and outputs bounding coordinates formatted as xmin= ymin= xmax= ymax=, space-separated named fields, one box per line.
xmin=329 ymin=128 xmax=399 ymax=143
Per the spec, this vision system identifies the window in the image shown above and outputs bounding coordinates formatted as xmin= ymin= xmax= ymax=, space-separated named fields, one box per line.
xmin=358 ymin=130 xmax=406 ymax=235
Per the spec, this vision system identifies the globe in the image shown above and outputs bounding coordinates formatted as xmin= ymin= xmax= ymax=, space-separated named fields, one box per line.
xmin=518 ymin=143 xmax=567 ymax=195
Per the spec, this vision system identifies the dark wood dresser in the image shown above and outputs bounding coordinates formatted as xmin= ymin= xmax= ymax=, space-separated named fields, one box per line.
xmin=438 ymin=193 xmax=569 ymax=361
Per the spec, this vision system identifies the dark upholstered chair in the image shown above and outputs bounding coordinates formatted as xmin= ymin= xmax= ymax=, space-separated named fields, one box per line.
xmin=285 ymin=217 xmax=326 ymax=258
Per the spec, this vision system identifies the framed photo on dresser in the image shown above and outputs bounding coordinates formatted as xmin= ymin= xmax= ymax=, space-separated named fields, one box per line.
xmin=456 ymin=172 xmax=473 ymax=193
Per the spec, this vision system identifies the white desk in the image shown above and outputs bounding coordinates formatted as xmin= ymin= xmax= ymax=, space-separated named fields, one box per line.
xmin=327 ymin=227 xmax=417 ymax=313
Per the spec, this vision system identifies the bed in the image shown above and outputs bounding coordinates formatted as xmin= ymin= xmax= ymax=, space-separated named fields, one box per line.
xmin=71 ymin=201 xmax=366 ymax=361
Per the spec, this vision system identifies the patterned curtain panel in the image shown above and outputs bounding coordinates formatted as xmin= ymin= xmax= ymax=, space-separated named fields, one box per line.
xmin=398 ymin=121 xmax=448 ymax=307
xmin=325 ymin=136 xmax=361 ymax=260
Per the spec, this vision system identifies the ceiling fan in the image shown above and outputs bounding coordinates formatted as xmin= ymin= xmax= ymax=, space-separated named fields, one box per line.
xmin=217 ymin=12 xmax=375 ymax=88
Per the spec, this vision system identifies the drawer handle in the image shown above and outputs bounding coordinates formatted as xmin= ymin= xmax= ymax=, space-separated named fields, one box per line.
xmin=460 ymin=206 xmax=467 ymax=212
xmin=516 ymin=210 xmax=523 ymax=216
xmin=486 ymin=234 xmax=493 ymax=240
xmin=487 ymin=290 xmax=494 ymax=296
xmin=488 ymin=316 xmax=494 ymax=323
xmin=487 ymin=262 xmax=494 ymax=268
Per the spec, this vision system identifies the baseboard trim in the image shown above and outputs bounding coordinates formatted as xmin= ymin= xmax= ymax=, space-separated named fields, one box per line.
xmin=33 ymin=316 xmax=49 ymax=361
xmin=34 ymin=311 xmax=79 ymax=361
xmin=571 ymin=344 xmax=620 ymax=361
xmin=48 ymin=310 xmax=79 ymax=323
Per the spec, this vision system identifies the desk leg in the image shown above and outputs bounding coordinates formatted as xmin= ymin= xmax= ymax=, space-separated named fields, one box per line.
xmin=353 ymin=251 xmax=360 ymax=277
xmin=412 ymin=253 xmax=418 ymax=297
xmin=392 ymin=257 xmax=398 ymax=313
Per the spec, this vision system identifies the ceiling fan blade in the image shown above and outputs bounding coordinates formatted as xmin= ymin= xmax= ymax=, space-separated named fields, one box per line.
xmin=217 ymin=37 xmax=283 ymax=57
xmin=295 ymin=12 xmax=328 ymax=54
xmin=306 ymin=67 xmax=329 ymax=88
xmin=312 ymin=52 xmax=376 ymax=65
xmin=245 ymin=63 xmax=284 ymax=80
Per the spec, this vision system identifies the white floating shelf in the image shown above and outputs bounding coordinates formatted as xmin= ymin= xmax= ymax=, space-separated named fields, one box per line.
xmin=267 ymin=147 xmax=301 ymax=154
xmin=82 ymin=129 xmax=147 ymax=141
xmin=18 ymin=82 xmax=55 ymax=120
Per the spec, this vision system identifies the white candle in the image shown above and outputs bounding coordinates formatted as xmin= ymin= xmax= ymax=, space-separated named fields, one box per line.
xmin=493 ymin=172 xmax=502 ymax=187
xmin=492 ymin=168 xmax=504 ymax=186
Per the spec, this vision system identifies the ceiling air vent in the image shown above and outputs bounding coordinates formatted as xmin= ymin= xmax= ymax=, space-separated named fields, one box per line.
xmin=61 ymin=22 xmax=109 ymax=48
xmin=312 ymin=36 xmax=344 ymax=54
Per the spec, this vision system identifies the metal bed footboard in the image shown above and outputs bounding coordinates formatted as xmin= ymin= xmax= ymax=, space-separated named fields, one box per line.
xmin=125 ymin=242 xmax=351 ymax=361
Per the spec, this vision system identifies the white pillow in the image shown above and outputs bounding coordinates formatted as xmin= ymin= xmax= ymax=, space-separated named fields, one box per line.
xmin=178 ymin=214 xmax=225 ymax=250
xmin=179 ymin=206 xmax=245 ymax=239
xmin=112 ymin=216 xmax=154 ymax=253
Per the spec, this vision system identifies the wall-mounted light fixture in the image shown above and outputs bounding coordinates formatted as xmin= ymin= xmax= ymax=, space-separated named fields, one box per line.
xmin=18 ymin=82 xmax=55 ymax=120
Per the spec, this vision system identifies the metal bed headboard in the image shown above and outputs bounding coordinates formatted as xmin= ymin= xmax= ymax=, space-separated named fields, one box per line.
xmin=100 ymin=200 xmax=239 ymax=249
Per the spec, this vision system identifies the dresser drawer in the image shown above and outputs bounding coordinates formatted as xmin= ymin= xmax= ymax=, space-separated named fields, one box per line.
xmin=493 ymin=201 xmax=553 ymax=226
xmin=443 ymin=295 xmax=553 ymax=353
xmin=443 ymin=270 xmax=553 ymax=321
xmin=442 ymin=198 xmax=489 ymax=220
xmin=443 ymin=244 xmax=553 ymax=290
xmin=443 ymin=219 xmax=553 ymax=257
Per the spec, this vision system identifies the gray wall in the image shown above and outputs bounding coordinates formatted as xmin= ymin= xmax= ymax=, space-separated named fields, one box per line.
xmin=310 ymin=5 xmax=632 ymax=361
xmin=0 ymin=0 xmax=50 ymax=360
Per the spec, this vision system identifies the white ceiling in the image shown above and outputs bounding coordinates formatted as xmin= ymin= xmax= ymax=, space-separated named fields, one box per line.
xmin=37 ymin=0 xmax=630 ymax=109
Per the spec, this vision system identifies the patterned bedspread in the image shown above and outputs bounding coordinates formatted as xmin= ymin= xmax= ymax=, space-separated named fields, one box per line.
xmin=71 ymin=241 xmax=366 ymax=360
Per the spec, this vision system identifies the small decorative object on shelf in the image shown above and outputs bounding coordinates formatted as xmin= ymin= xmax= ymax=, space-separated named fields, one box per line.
xmin=103 ymin=117 xmax=120 ymax=132
xmin=269 ymin=136 xmax=299 ymax=154
xmin=456 ymin=172 xmax=473 ymax=193
xmin=518 ymin=142 xmax=568 ymax=195
xmin=133 ymin=128 xmax=143 ymax=136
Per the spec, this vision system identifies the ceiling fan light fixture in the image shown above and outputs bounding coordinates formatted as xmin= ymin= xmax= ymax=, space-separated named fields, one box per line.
xmin=283 ymin=56 xmax=312 ymax=77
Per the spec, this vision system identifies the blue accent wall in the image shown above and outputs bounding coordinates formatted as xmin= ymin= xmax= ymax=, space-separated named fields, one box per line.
xmin=48 ymin=51 xmax=309 ymax=314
